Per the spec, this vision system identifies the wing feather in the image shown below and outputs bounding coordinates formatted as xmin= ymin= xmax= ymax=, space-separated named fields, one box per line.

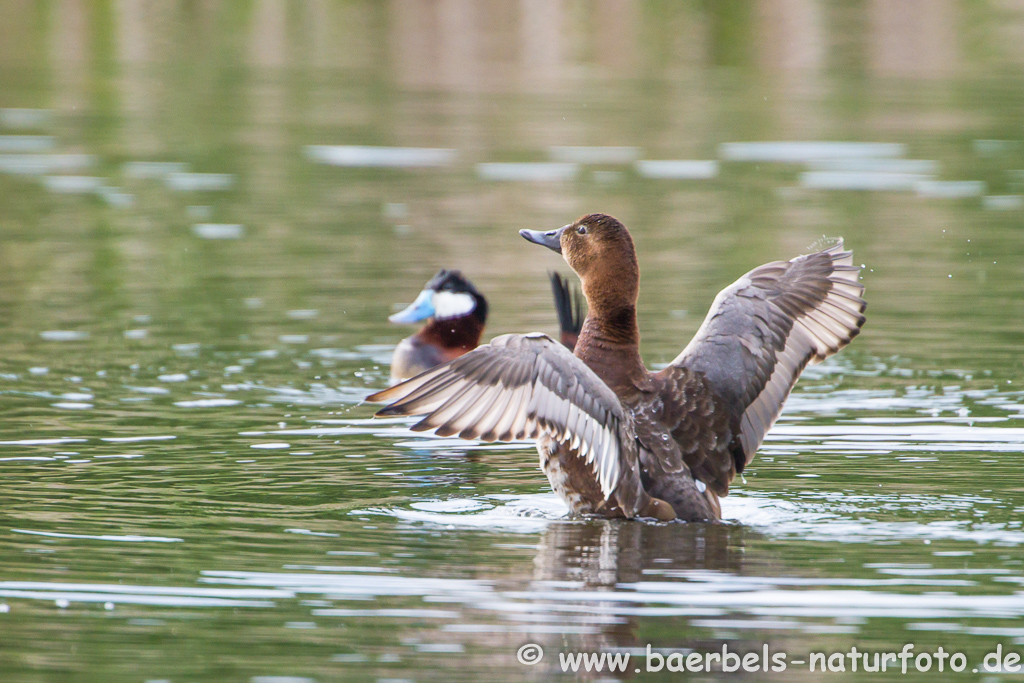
xmin=494 ymin=384 xmax=529 ymax=442
xmin=661 ymin=239 xmax=866 ymax=492
xmin=474 ymin=383 xmax=519 ymax=441
xmin=414 ymin=383 xmax=486 ymax=434
xmin=367 ymin=333 xmax=645 ymax=514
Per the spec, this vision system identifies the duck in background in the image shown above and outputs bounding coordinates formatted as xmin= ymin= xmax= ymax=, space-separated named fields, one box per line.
xmin=388 ymin=269 xmax=584 ymax=382
xmin=371 ymin=214 xmax=866 ymax=522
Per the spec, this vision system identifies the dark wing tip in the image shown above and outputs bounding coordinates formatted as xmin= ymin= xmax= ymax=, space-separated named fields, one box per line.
xmin=367 ymin=383 xmax=413 ymax=406
xmin=366 ymin=388 xmax=389 ymax=403
xmin=412 ymin=417 xmax=439 ymax=432
xmin=368 ymin=378 xmax=434 ymax=416
xmin=374 ymin=404 xmax=406 ymax=417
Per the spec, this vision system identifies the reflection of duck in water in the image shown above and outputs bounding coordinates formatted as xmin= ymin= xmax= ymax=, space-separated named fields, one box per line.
xmin=388 ymin=269 xmax=583 ymax=382
xmin=534 ymin=517 xmax=747 ymax=586
xmin=525 ymin=518 xmax=778 ymax=667
xmin=371 ymin=214 xmax=866 ymax=522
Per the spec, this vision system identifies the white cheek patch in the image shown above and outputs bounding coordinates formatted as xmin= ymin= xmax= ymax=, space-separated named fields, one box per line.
xmin=432 ymin=291 xmax=476 ymax=320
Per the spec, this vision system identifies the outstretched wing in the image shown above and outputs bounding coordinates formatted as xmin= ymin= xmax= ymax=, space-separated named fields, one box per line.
xmin=659 ymin=239 xmax=866 ymax=492
xmin=367 ymin=333 xmax=638 ymax=508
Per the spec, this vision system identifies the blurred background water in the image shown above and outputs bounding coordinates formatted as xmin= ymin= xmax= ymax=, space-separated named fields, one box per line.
xmin=2 ymin=1 xmax=1024 ymax=681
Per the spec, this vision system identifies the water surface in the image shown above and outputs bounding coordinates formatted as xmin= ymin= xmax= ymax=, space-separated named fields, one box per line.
xmin=2 ymin=2 xmax=1024 ymax=681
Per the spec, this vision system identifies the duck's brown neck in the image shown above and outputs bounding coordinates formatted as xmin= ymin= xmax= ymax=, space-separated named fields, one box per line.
xmin=415 ymin=314 xmax=484 ymax=352
xmin=574 ymin=296 xmax=646 ymax=392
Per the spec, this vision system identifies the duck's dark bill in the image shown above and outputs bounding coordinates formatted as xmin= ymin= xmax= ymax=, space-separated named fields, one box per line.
xmin=519 ymin=226 xmax=566 ymax=253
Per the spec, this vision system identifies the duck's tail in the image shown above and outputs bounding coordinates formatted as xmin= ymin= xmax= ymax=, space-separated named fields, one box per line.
xmin=549 ymin=272 xmax=585 ymax=351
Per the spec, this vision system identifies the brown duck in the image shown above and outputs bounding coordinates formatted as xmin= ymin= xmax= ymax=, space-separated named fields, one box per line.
xmin=369 ymin=214 xmax=866 ymax=522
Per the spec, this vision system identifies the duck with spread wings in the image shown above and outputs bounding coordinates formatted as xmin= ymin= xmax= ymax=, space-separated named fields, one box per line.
xmin=368 ymin=214 xmax=866 ymax=522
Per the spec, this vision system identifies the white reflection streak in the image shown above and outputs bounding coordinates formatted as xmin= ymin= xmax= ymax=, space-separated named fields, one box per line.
xmin=0 ymin=589 xmax=279 ymax=608
xmin=12 ymin=529 xmax=182 ymax=542
xmin=193 ymin=567 xmax=1024 ymax=625
xmin=305 ymin=145 xmax=457 ymax=168
xmin=769 ymin=424 xmax=1024 ymax=443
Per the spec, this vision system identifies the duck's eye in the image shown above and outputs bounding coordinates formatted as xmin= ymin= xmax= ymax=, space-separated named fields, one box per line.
xmin=576 ymin=225 xmax=587 ymax=235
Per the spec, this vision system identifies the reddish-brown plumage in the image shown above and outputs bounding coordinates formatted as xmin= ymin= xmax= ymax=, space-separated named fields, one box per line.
xmin=414 ymin=314 xmax=486 ymax=358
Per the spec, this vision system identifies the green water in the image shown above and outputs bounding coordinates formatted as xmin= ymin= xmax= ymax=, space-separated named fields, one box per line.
xmin=2 ymin=2 xmax=1024 ymax=681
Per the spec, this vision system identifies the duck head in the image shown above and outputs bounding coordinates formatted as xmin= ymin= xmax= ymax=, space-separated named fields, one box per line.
xmin=389 ymin=269 xmax=488 ymax=325
xmin=521 ymin=214 xmax=639 ymax=315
